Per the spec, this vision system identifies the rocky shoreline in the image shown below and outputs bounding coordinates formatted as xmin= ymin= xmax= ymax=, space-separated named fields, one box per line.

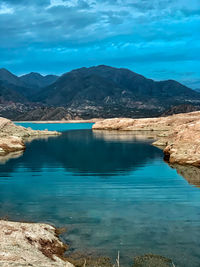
xmin=0 ymin=115 xmax=187 ymax=266
xmin=0 ymin=117 xmax=60 ymax=156
xmin=93 ymin=111 xmax=200 ymax=167
xmin=0 ymin=219 xmax=175 ymax=267
xmin=0 ymin=220 xmax=74 ymax=267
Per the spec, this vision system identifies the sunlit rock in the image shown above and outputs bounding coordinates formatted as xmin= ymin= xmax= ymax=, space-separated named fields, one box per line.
xmin=0 ymin=117 xmax=60 ymax=156
xmin=93 ymin=111 xmax=200 ymax=167
xmin=0 ymin=220 xmax=74 ymax=267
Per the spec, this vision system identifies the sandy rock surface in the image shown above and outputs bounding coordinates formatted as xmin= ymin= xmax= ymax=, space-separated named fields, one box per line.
xmin=0 ymin=220 xmax=74 ymax=267
xmin=93 ymin=111 xmax=200 ymax=167
xmin=0 ymin=117 xmax=60 ymax=155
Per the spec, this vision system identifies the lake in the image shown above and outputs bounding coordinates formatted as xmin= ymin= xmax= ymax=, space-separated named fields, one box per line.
xmin=1 ymin=123 xmax=200 ymax=266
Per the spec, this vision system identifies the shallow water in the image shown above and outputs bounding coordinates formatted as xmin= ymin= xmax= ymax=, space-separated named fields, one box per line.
xmin=1 ymin=123 xmax=200 ymax=266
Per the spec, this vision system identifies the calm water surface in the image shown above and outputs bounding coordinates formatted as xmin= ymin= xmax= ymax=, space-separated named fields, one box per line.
xmin=1 ymin=123 xmax=200 ymax=266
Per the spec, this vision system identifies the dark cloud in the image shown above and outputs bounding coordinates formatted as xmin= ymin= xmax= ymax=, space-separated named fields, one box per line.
xmin=0 ymin=0 xmax=199 ymax=87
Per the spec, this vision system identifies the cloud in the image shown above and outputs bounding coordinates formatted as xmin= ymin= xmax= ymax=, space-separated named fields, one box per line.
xmin=0 ymin=3 xmax=14 ymax=14
xmin=0 ymin=0 xmax=199 ymax=88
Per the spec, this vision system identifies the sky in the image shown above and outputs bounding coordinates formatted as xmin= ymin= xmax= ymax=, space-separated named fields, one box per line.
xmin=0 ymin=0 xmax=200 ymax=88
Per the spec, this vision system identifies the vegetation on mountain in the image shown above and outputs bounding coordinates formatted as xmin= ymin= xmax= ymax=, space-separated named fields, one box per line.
xmin=0 ymin=65 xmax=199 ymax=120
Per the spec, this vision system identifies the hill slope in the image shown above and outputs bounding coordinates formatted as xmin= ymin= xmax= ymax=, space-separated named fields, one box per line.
xmin=0 ymin=81 xmax=27 ymax=104
xmin=0 ymin=69 xmax=58 ymax=100
xmin=1 ymin=65 xmax=200 ymax=120
xmin=0 ymin=68 xmax=24 ymax=87
xmin=34 ymin=65 xmax=200 ymax=118
xmin=20 ymin=72 xmax=58 ymax=89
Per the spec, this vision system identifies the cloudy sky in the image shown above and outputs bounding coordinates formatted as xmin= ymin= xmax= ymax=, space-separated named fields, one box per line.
xmin=0 ymin=0 xmax=199 ymax=88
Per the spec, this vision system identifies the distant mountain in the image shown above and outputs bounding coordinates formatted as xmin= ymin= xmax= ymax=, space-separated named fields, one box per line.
xmin=1 ymin=65 xmax=200 ymax=120
xmin=0 ymin=68 xmax=58 ymax=100
xmin=0 ymin=81 xmax=27 ymax=104
xmin=0 ymin=68 xmax=24 ymax=87
xmin=20 ymin=72 xmax=58 ymax=89
xmin=34 ymin=65 xmax=200 ymax=118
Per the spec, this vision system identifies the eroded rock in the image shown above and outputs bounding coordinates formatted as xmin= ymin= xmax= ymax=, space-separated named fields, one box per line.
xmin=0 ymin=117 xmax=60 ymax=156
xmin=0 ymin=220 xmax=74 ymax=267
xmin=93 ymin=111 xmax=200 ymax=167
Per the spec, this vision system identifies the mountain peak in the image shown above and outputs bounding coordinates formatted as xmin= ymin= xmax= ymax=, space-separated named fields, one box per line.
xmin=30 ymin=72 xmax=44 ymax=77
xmin=0 ymin=67 xmax=8 ymax=71
xmin=0 ymin=68 xmax=22 ymax=87
xmin=20 ymin=72 xmax=44 ymax=78
xmin=0 ymin=68 xmax=15 ymax=75
xmin=19 ymin=72 xmax=58 ymax=88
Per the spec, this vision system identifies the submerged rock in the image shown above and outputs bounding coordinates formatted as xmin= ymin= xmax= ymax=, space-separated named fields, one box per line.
xmin=65 ymin=251 xmax=113 ymax=267
xmin=133 ymin=254 xmax=175 ymax=267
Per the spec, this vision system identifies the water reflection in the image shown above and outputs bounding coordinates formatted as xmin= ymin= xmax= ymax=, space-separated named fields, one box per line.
xmin=1 ymin=127 xmax=200 ymax=267
xmin=170 ymin=164 xmax=200 ymax=188
xmin=0 ymin=151 xmax=24 ymax=165
xmin=94 ymin=130 xmax=200 ymax=189
xmin=0 ymin=130 xmax=162 ymax=176
xmin=93 ymin=130 xmax=157 ymax=143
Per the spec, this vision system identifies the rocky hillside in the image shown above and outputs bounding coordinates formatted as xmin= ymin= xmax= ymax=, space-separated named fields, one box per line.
xmin=0 ymin=82 xmax=27 ymax=104
xmin=0 ymin=68 xmax=24 ymax=87
xmin=19 ymin=72 xmax=58 ymax=89
xmin=162 ymin=104 xmax=200 ymax=116
xmin=0 ymin=68 xmax=58 ymax=99
xmin=34 ymin=65 xmax=200 ymax=118
xmin=1 ymin=65 xmax=200 ymax=120
xmin=37 ymin=65 xmax=200 ymax=105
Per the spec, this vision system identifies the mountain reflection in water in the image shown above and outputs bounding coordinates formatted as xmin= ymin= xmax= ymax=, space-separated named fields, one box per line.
xmin=1 ymin=125 xmax=200 ymax=267
xmin=1 ymin=130 xmax=200 ymax=189
xmin=0 ymin=129 xmax=162 ymax=176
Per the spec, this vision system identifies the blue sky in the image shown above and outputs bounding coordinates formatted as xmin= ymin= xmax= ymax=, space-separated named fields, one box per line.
xmin=0 ymin=0 xmax=200 ymax=88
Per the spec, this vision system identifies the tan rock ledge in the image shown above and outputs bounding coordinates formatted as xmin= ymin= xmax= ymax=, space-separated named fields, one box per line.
xmin=93 ymin=111 xmax=200 ymax=167
xmin=0 ymin=117 xmax=60 ymax=156
xmin=0 ymin=220 xmax=74 ymax=267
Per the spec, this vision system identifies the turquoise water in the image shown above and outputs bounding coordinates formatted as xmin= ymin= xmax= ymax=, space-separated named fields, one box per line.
xmin=1 ymin=123 xmax=200 ymax=266
xmin=15 ymin=122 xmax=93 ymax=131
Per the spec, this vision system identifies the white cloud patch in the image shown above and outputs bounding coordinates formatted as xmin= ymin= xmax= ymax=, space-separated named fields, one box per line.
xmin=0 ymin=3 xmax=14 ymax=14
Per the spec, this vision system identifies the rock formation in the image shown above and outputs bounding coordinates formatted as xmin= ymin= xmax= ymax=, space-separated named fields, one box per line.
xmin=0 ymin=220 xmax=74 ymax=267
xmin=0 ymin=117 xmax=60 ymax=155
xmin=93 ymin=111 xmax=200 ymax=167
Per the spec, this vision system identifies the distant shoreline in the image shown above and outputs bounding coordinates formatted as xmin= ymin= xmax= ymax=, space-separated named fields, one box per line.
xmin=14 ymin=119 xmax=102 ymax=124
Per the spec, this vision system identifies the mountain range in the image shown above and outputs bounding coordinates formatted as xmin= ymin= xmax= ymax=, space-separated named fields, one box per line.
xmin=0 ymin=65 xmax=200 ymax=120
